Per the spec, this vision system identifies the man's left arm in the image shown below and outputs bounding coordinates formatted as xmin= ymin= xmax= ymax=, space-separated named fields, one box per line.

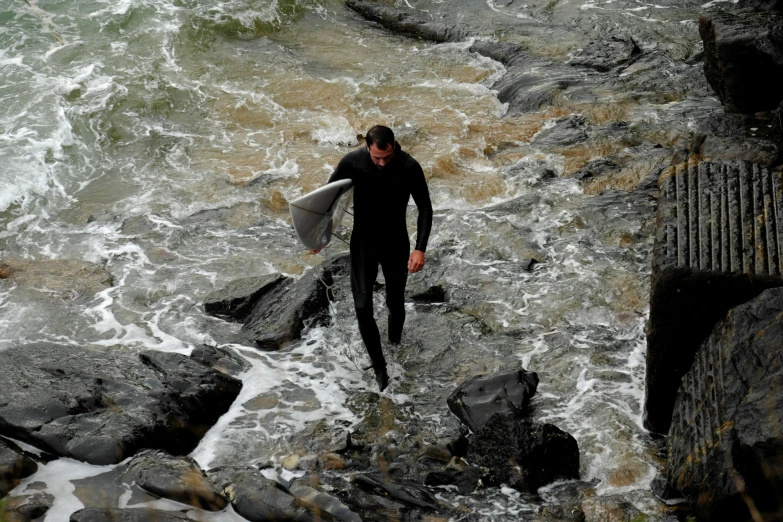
xmin=408 ymin=160 xmax=433 ymax=273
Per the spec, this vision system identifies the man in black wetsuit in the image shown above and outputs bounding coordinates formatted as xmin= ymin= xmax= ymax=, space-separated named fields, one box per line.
xmin=327 ymin=125 xmax=433 ymax=392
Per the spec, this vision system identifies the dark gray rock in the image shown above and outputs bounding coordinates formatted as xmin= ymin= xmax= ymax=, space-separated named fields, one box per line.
xmin=241 ymin=254 xmax=350 ymax=350
xmin=537 ymin=504 xmax=586 ymax=522
xmin=0 ymin=344 xmax=242 ymax=465
xmin=532 ymin=115 xmax=589 ymax=148
xmin=0 ymin=438 xmax=37 ymax=498
xmin=203 ymin=273 xmax=289 ymax=321
xmin=467 ymin=413 xmax=579 ymax=492
xmin=424 ymin=466 xmax=482 ymax=494
xmin=569 ymin=159 xmax=620 ymax=182
xmin=408 ymin=285 xmax=446 ymax=303
xmin=351 ymin=474 xmax=442 ymax=512
xmin=70 ymin=508 xmax=192 ymax=522
xmin=699 ymin=10 xmax=783 ymax=113
xmin=570 ymin=36 xmax=641 ymax=72
xmin=288 ymin=478 xmax=363 ymax=522
xmin=207 ymin=466 xmax=314 ymax=522
xmin=345 ymin=0 xmax=465 ymax=43
xmin=668 ymin=288 xmax=783 ymax=521
xmin=692 ymin=113 xmax=782 ymax=166
xmin=2 ymin=492 xmax=54 ymax=522
xmin=738 ymin=0 xmax=783 ymax=11
xmin=644 ymin=161 xmax=783 ymax=434
xmin=190 ymin=344 xmax=251 ymax=376
xmin=447 ymin=369 xmax=539 ymax=432
xmin=123 ymin=450 xmax=227 ymax=511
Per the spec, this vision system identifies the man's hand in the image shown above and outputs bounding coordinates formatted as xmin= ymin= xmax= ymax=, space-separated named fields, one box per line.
xmin=408 ymin=250 xmax=425 ymax=273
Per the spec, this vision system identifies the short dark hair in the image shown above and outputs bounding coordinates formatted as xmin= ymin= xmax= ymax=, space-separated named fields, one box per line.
xmin=365 ymin=125 xmax=395 ymax=150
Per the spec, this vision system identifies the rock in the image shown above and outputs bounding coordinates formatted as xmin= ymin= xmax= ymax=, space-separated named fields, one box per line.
xmin=207 ymin=466 xmax=315 ymax=522
xmin=569 ymin=36 xmax=642 ymax=72
xmin=424 ymin=466 xmax=482 ymax=494
xmin=70 ymin=508 xmax=192 ymax=522
xmin=408 ymin=285 xmax=446 ymax=303
xmin=345 ymin=0 xmax=465 ymax=43
xmin=668 ymin=288 xmax=783 ymax=521
xmin=692 ymin=113 xmax=782 ymax=166
xmin=0 ymin=258 xmax=113 ymax=301
xmin=447 ymin=369 xmax=539 ymax=432
xmin=0 ymin=344 xmax=242 ymax=465
xmin=190 ymin=344 xmax=251 ymax=376
xmin=644 ymin=160 xmax=783 ymax=434
xmin=122 ymin=450 xmax=227 ymax=511
xmin=282 ymin=454 xmax=301 ymax=471
xmin=699 ymin=10 xmax=783 ymax=113
xmin=537 ymin=504 xmax=586 ymax=522
xmin=0 ymin=492 xmax=53 ymax=521
xmin=0 ymin=438 xmax=38 ymax=497
xmin=569 ymin=159 xmax=621 ymax=182
xmin=297 ymin=455 xmax=318 ymax=471
xmin=418 ymin=445 xmax=451 ymax=464
xmin=318 ymin=453 xmax=345 ymax=470
xmin=467 ymin=413 xmax=579 ymax=492
xmin=738 ymin=0 xmax=783 ymax=13
xmin=203 ymin=273 xmax=289 ymax=321
xmin=241 ymin=254 xmax=350 ymax=350
xmin=351 ymin=474 xmax=442 ymax=512
xmin=532 ymin=115 xmax=589 ymax=149
xmin=288 ymin=478 xmax=363 ymax=522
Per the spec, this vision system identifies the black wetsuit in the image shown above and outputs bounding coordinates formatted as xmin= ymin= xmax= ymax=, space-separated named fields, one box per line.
xmin=328 ymin=143 xmax=433 ymax=374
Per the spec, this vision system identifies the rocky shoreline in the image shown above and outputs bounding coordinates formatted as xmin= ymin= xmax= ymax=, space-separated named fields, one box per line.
xmin=2 ymin=0 xmax=783 ymax=520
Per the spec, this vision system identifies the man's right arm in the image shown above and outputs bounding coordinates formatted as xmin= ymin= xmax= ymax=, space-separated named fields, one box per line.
xmin=328 ymin=155 xmax=353 ymax=184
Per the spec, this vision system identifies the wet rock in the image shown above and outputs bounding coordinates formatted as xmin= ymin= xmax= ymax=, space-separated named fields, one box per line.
xmin=532 ymin=115 xmax=589 ymax=148
xmin=190 ymin=344 xmax=251 ymax=376
xmin=699 ymin=10 xmax=783 ymax=113
xmin=289 ymin=477 xmax=363 ymax=522
xmin=407 ymin=285 xmax=446 ymax=303
xmin=345 ymin=0 xmax=465 ymax=44
xmin=1 ymin=492 xmax=54 ymax=522
xmin=570 ymin=36 xmax=642 ymax=72
xmin=537 ymin=504 xmax=586 ymax=522
xmin=0 ymin=344 xmax=242 ymax=465
xmin=282 ymin=454 xmax=301 ymax=471
xmin=650 ymin=475 xmax=685 ymax=505
xmin=668 ymin=288 xmax=783 ymax=521
xmin=579 ymin=495 xmax=646 ymax=522
xmin=318 ymin=453 xmax=345 ymax=470
xmin=69 ymin=508 xmax=192 ymax=522
xmin=569 ymin=159 xmax=621 ymax=182
xmin=644 ymin=160 xmax=783 ymax=434
xmin=467 ymin=413 xmax=579 ymax=492
xmin=203 ymin=273 xmax=289 ymax=321
xmin=0 ymin=438 xmax=38 ymax=498
xmin=424 ymin=465 xmax=482 ymax=494
xmin=241 ymin=254 xmax=350 ymax=350
xmin=123 ymin=449 xmax=227 ymax=511
xmin=297 ymin=454 xmax=318 ymax=471
xmin=351 ymin=474 xmax=442 ymax=512
xmin=447 ymin=369 xmax=539 ymax=432
xmin=692 ymin=112 xmax=782 ymax=166
xmin=0 ymin=258 xmax=113 ymax=301
xmin=207 ymin=466 xmax=316 ymax=522
xmin=739 ymin=0 xmax=783 ymax=10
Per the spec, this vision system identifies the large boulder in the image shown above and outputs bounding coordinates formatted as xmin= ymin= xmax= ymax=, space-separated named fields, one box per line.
xmin=123 ymin=450 xmax=227 ymax=511
xmin=0 ymin=344 xmax=242 ymax=465
xmin=1 ymin=492 xmax=54 ymax=522
xmin=203 ymin=273 xmax=289 ymax=321
xmin=447 ymin=369 xmax=539 ymax=433
xmin=0 ymin=438 xmax=38 ymax=497
xmin=190 ymin=344 xmax=251 ymax=376
xmin=467 ymin=413 xmax=579 ymax=493
xmin=644 ymin=160 xmax=783 ymax=434
xmin=668 ymin=287 xmax=783 ymax=521
xmin=241 ymin=254 xmax=350 ymax=350
xmin=699 ymin=10 xmax=783 ymax=113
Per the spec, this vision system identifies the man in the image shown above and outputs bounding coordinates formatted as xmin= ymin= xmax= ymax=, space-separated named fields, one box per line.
xmin=327 ymin=125 xmax=433 ymax=391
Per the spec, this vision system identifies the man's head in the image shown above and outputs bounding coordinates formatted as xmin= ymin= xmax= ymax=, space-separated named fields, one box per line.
xmin=365 ymin=125 xmax=395 ymax=170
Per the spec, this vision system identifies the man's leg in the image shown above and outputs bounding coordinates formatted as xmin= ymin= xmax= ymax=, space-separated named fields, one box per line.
xmin=381 ymin=246 xmax=409 ymax=345
xmin=350 ymin=241 xmax=388 ymax=390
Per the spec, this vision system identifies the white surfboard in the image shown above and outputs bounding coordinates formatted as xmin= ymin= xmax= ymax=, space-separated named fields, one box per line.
xmin=289 ymin=179 xmax=354 ymax=251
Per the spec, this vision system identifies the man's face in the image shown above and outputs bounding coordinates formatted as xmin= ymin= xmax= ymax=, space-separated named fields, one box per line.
xmin=367 ymin=143 xmax=394 ymax=170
